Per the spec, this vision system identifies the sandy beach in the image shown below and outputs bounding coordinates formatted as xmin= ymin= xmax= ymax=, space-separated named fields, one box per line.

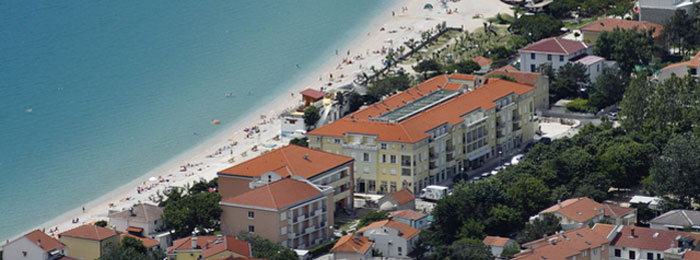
xmin=25 ymin=0 xmax=513 ymax=241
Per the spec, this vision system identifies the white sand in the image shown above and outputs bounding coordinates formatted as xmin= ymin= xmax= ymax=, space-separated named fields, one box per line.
xmin=26 ymin=0 xmax=513 ymax=240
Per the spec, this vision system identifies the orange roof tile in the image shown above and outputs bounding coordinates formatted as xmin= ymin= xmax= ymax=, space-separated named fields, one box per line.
xmin=685 ymin=251 xmax=700 ymax=260
xmin=126 ymin=226 xmax=144 ymax=233
xmin=350 ymin=75 xmax=450 ymax=120
xmin=472 ymin=56 xmax=494 ymax=66
xmin=20 ymin=229 xmax=66 ymax=252
xmin=483 ymin=236 xmax=512 ymax=247
xmin=591 ymin=223 xmax=616 ymax=237
xmin=486 ymin=65 xmax=541 ymax=86
xmin=389 ymin=189 xmax=415 ymax=205
xmin=300 ymin=88 xmax=325 ymax=100
xmin=218 ymin=145 xmax=352 ymax=178
xmin=449 ymin=74 xmax=475 ymax=80
xmin=444 ymin=82 xmax=462 ymax=91
xmin=390 ymin=209 xmax=427 ymax=221
xmin=221 ymin=177 xmax=323 ymax=210
xmin=603 ymin=204 xmax=635 ymax=219
xmin=689 ymin=50 xmax=700 ymax=68
xmin=516 ymin=227 xmax=609 ymax=260
xmin=357 ymin=218 xmax=421 ymax=239
xmin=539 ymin=197 xmax=604 ymax=223
xmin=610 ymin=226 xmax=700 ymax=252
xmin=332 ymin=234 xmax=373 ymax=253
xmin=661 ymin=61 xmax=691 ymax=71
xmin=168 ymin=236 xmax=251 ymax=258
xmin=581 ymin=18 xmax=664 ymax=38
xmin=120 ymin=233 xmax=160 ymax=248
xmin=520 ymin=37 xmax=592 ymax=54
xmin=309 ymin=76 xmax=534 ymax=143
xmin=59 ymin=225 xmax=118 ymax=241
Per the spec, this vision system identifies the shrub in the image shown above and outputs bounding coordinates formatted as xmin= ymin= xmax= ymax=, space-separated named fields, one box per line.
xmin=565 ymin=98 xmax=595 ymax=113
xmin=308 ymin=239 xmax=338 ymax=257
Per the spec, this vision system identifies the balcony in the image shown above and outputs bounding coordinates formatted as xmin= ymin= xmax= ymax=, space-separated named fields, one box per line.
xmin=305 ymin=226 xmax=314 ymax=234
xmin=446 ymin=145 xmax=455 ymax=152
xmin=512 ymin=115 xmax=521 ymax=121
xmin=333 ymin=189 xmax=351 ymax=202
xmin=496 ymin=121 xmax=505 ymax=130
xmin=429 ymin=162 xmax=438 ymax=170
xmin=288 ymin=232 xmax=296 ymax=239
xmin=315 ymin=209 xmax=322 ymax=217
xmin=446 ymin=153 xmax=455 ymax=162
xmin=342 ymin=143 xmax=378 ymax=151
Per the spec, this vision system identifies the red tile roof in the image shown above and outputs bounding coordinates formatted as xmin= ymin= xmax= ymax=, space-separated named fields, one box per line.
xmin=519 ymin=37 xmax=592 ymax=55
xmin=449 ymin=74 xmax=475 ymax=80
xmin=388 ymin=189 xmax=415 ymax=205
xmin=690 ymin=50 xmax=700 ymax=68
xmin=581 ymin=18 xmax=664 ymax=38
xmin=516 ymin=227 xmax=610 ymax=260
xmin=221 ymin=177 xmax=323 ymax=210
xmin=350 ymin=75 xmax=450 ymax=120
xmin=483 ymin=236 xmax=512 ymax=247
xmin=472 ymin=56 xmax=494 ymax=66
xmin=357 ymin=218 xmax=421 ymax=239
xmin=59 ymin=225 xmax=118 ymax=241
xmin=610 ymin=226 xmax=700 ymax=252
xmin=300 ymin=88 xmax=325 ymax=100
xmin=485 ymin=65 xmax=541 ymax=86
xmin=685 ymin=251 xmax=700 ymax=260
xmin=539 ymin=197 xmax=604 ymax=223
xmin=21 ymin=229 xmax=66 ymax=252
xmin=332 ymin=234 xmax=373 ymax=253
xmin=218 ymin=144 xmax=353 ymax=179
xmin=443 ymin=82 xmax=462 ymax=91
xmin=591 ymin=223 xmax=616 ymax=237
xmin=120 ymin=233 xmax=160 ymax=248
xmin=126 ymin=226 xmax=144 ymax=233
xmin=603 ymin=204 xmax=635 ymax=219
xmin=390 ymin=209 xmax=427 ymax=221
xmin=168 ymin=236 xmax=251 ymax=258
xmin=661 ymin=60 xmax=691 ymax=71
xmin=309 ymin=76 xmax=534 ymax=143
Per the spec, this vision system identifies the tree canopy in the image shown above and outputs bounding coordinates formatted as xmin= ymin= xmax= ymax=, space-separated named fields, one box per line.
xmin=511 ymin=14 xmax=564 ymax=42
xmin=593 ymin=27 xmax=654 ymax=73
xmin=99 ymin=236 xmax=166 ymax=260
xmin=303 ymin=106 xmax=321 ymax=130
xmin=550 ymin=62 xmax=590 ymax=100
xmin=238 ymin=231 xmax=298 ymax=259
xmin=161 ymin=188 xmax=222 ymax=239
xmin=649 ymin=133 xmax=700 ymax=207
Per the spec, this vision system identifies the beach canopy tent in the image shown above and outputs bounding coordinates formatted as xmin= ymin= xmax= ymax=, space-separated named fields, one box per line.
xmin=424 ymin=3 xmax=433 ymax=9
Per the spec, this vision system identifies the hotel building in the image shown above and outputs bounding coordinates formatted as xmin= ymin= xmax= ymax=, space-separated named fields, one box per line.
xmin=307 ymin=74 xmax=538 ymax=194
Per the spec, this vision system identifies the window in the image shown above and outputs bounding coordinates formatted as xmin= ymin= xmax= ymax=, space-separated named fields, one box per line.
xmin=363 ymin=153 xmax=370 ymax=162
xmin=368 ymin=180 xmax=376 ymax=192
xmin=267 ymin=175 xmax=272 ymax=183
xmin=281 ymin=226 xmax=287 ymax=235
xmin=593 ymin=248 xmax=598 ymax=255
xmin=583 ymin=250 xmax=587 ymax=256
xmin=248 ymin=225 xmax=255 ymax=233
xmin=647 ymin=253 xmax=653 ymax=260
xmin=281 ymin=211 xmax=286 ymax=221
xmin=381 ymin=143 xmax=387 ymax=150
xmin=248 ymin=211 xmax=254 ymax=219
xmin=572 ymin=256 xmax=576 ymax=260
xmin=629 ymin=250 xmax=636 ymax=259
xmin=398 ymin=246 xmax=402 ymax=256
xmin=334 ymin=138 xmax=341 ymax=143
xmin=316 ymin=137 xmax=322 ymax=142
xmin=390 ymin=181 xmax=397 ymax=192
xmin=531 ymin=53 xmax=536 ymax=60
xmin=614 ymin=249 xmax=621 ymax=257
xmin=390 ymin=155 xmax=397 ymax=164
xmin=400 ymin=144 xmax=405 ymax=150
xmin=597 ymin=64 xmax=600 ymax=72
xmin=380 ymin=181 xmax=388 ymax=192
xmin=530 ymin=64 xmax=536 ymax=72
xmin=381 ymin=154 xmax=386 ymax=163
xmin=602 ymin=245 xmax=606 ymax=251
xmin=547 ymin=54 xmax=552 ymax=61
xmin=559 ymin=55 xmax=564 ymax=62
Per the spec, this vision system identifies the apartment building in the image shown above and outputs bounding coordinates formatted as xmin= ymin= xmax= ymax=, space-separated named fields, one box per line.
xmin=307 ymin=74 xmax=538 ymax=195
xmin=639 ymin=0 xmax=698 ymax=25
xmin=217 ymin=144 xmax=354 ymax=211
xmin=592 ymin=224 xmax=700 ymax=260
xmin=485 ymin=64 xmax=550 ymax=111
xmin=219 ymin=177 xmax=335 ymax=249
xmin=515 ymin=226 xmax=610 ymax=260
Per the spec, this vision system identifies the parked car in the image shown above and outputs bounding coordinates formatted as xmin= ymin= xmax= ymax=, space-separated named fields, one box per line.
xmin=511 ymin=154 xmax=525 ymax=165
xmin=471 ymin=176 xmax=482 ymax=182
xmin=607 ymin=108 xmax=620 ymax=120
xmin=538 ymin=137 xmax=552 ymax=145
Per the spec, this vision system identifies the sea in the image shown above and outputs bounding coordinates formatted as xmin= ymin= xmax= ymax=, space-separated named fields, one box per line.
xmin=0 ymin=0 xmax=396 ymax=241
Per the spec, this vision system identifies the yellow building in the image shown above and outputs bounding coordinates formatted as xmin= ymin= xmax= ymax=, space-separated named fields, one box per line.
xmin=167 ymin=235 xmax=251 ymax=260
xmin=307 ymin=74 xmax=538 ymax=194
xmin=58 ymin=224 xmax=120 ymax=260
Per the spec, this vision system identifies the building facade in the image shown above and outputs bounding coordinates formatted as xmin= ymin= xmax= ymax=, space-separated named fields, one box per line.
xmin=485 ymin=65 xmax=550 ymax=112
xmin=519 ymin=37 xmax=593 ymax=73
xmin=217 ymin=144 xmax=354 ymax=212
xmin=639 ymin=0 xmax=698 ymax=25
xmin=108 ymin=203 xmax=170 ymax=249
xmin=593 ymin=224 xmax=700 ymax=260
xmin=2 ymin=230 xmax=67 ymax=260
xmin=167 ymin=235 xmax=251 ymax=260
xmin=356 ymin=218 xmax=420 ymax=259
xmin=219 ymin=177 xmax=335 ymax=249
xmin=58 ymin=225 xmax=120 ymax=260
xmin=307 ymin=74 xmax=538 ymax=195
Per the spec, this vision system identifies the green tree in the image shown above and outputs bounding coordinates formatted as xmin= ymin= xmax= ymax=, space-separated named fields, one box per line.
xmin=239 ymin=231 xmax=288 ymax=259
xmin=589 ymin=68 xmax=629 ymax=109
xmin=551 ymin=63 xmax=590 ymax=100
xmin=506 ymin=177 xmax=552 ymax=217
xmin=444 ymin=60 xmax=481 ymax=74
xmin=664 ymin=9 xmax=691 ymax=55
xmin=303 ymin=106 xmax=321 ymax=130
xmin=515 ymin=213 xmax=562 ymax=244
xmin=456 ymin=218 xmax=486 ymax=240
xmin=486 ymin=205 xmax=523 ymax=236
xmin=548 ymin=0 xmax=577 ymax=18
xmin=619 ymin=74 xmax=653 ymax=132
xmin=289 ymin=137 xmax=309 ymax=147
xmin=95 ymin=220 xmax=108 ymax=227
xmin=188 ymin=178 xmax=218 ymax=194
xmin=413 ymin=59 xmax=443 ymax=73
xmin=271 ymin=248 xmax=299 ymax=260
xmin=99 ymin=236 xmax=165 ymax=260
xmin=649 ymin=133 xmax=700 ymax=207
xmin=501 ymin=242 xmax=522 ymax=259
xmin=356 ymin=210 xmax=389 ymax=229
xmin=599 ymin=140 xmax=654 ymax=189
xmin=489 ymin=74 xmax=517 ymax=82
xmin=347 ymin=92 xmax=364 ymax=113
xmin=162 ymin=192 xmax=222 ymax=239
xmin=430 ymin=238 xmax=494 ymax=260
xmin=511 ymin=14 xmax=565 ymax=42
xmin=593 ymin=28 xmax=654 ymax=73
xmin=367 ymin=69 xmax=413 ymax=101
xmin=607 ymin=0 xmax=635 ymax=18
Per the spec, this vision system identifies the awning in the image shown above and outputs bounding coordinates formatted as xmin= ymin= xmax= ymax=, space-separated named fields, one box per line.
xmin=127 ymin=226 xmax=144 ymax=234
xmin=468 ymin=148 xmax=491 ymax=161
xmin=424 ymin=3 xmax=433 ymax=9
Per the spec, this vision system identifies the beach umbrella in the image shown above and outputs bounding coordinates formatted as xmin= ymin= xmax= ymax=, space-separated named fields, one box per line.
xmin=424 ymin=3 xmax=433 ymax=9
xmin=148 ymin=176 xmax=158 ymax=182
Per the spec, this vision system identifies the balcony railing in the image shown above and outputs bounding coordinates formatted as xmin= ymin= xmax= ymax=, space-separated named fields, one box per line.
xmin=446 ymin=153 xmax=455 ymax=161
xmin=429 ymin=162 xmax=438 ymax=170
xmin=341 ymin=143 xmax=378 ymax=151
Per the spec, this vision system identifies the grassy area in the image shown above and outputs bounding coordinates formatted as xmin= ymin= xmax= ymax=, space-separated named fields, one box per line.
xmin=339 ymin=220 xmax=358 ymax=232
xmin=486 ymin=13 xmax=515 ymax=25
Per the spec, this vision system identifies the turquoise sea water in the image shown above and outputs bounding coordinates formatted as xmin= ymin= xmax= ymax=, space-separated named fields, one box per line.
xmin=0 ymin=0 xmax=395 ymax=241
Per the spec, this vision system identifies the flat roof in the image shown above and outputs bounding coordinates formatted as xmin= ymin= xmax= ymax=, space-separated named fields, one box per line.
xmin=373 ymin=89 xmax=458 ymax=122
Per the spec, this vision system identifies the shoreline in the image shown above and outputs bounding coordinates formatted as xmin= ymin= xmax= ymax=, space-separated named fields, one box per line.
xmin=10 ymin=0 xmax=514 ymax=242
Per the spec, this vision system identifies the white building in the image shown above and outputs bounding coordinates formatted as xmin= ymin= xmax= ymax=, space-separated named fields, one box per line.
xmin=389 ymin=209 xmax=429 ymax=230
xmin=483 ymin=236 xmax=517 ymax=258
xmin=639 ymin=0 xmax=699 ymax=25
xmin=108 ymin=203 xmax=170 ymax=249
xmin=650 ymin=209 xmax=700 ymax=233
xmin=356 ymin=218 xmax=420 ymax=259
xmin=2 ymin=230 xmax=67 ymax=260
xmin=519 ymin=37 xmax=610 ymax=83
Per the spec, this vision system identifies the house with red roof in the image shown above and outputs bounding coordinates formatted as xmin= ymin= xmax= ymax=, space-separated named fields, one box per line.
xmin=167 ymin=235 xmax=251 ymax=260
xmin=659 ymin=50 xmax=700 ymax=81
xmin=519 ymin=37 xmax=608 ymax=83
xmin=483 ymin=236 xmax=517 ymax=258
xmin=472 ymin=56 xmax=494 ymax=73
xmin=58 ymin=225 xmax=119 ymax=260
xmin=592 ymin=224 xmax=700 ymax=260
xmin=2 ymin=230 xmax=67 ymax=260
xmin=331 ymin=234 xmax=374 ymax=260
xmin=217 ymin=144 xmax=354 ymax=211
xmin=580 ymin=18 xmax=664 ymax=44
xmin=356 ymin=218 xmax=421 ymax=259
xmin=514 ymin=226 xmax=610 ymax=260
xmin=219 ymin=177 xmax=335 ymax=249
xmin=535 ymin=197 xmax=607 ymax=230
xmin=378 ymin=188 xmax=415 ymax=211
xmin=389 ymin=209 xmax=428 ymax=229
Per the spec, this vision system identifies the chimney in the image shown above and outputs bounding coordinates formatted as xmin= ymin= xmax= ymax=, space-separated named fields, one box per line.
xmin=631 ymin=228 xmax=635 ymax=237
xmin=205 ymin=241 xmax=209 ymax=249
xmin=129 ymin=207 xmax=135 ymax=217
xmin=558 ymin=199 xmax=562 ymax=209
xmin=192 ymin=237 xmax=197 ymax=249
xmin=303 ymin=154 xmax=309 ymax=160
xmin=37 ymin=239 xmax=41 ymax=248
